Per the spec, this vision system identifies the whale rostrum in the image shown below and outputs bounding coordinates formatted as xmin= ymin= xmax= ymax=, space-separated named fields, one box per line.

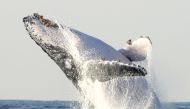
xmin=23 ymin=13 xmax=147 ymax=87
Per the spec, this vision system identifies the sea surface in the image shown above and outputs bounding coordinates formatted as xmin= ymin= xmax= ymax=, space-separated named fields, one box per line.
xmin=0 ymin=100 xmax=189 ymax=109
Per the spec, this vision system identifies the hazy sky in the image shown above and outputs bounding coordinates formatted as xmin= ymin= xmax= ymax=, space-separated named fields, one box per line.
xmin=0 ymin=0 xmax=189 ymax=102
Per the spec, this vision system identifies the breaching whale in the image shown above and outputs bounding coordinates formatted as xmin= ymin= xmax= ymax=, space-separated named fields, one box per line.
xmin=23 ymin=13 xmax=147 ymax=85
xmin=23 ymin=13 xmax=161 ymax=109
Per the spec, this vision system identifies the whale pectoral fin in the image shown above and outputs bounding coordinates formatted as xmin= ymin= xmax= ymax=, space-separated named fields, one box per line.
xmin=84 ymin=60 xmax=147 ymax=82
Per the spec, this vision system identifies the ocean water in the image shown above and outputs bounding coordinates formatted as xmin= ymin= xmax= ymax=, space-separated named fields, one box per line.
xmin=0 ymin=100 xmax=189 ymax=109
xmin=0 ymin=100 xmax=80 ymax=109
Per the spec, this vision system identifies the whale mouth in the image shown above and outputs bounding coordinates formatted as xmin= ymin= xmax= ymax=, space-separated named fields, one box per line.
xmin=23 ymin=13 xmax=59 ymax=28
xmin=23 ymin=13 xmax=147 ymax=84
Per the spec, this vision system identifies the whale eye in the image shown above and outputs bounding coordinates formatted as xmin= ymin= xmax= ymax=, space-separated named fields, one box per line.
xmin=127 ymin=39 xmax=132 ymax=45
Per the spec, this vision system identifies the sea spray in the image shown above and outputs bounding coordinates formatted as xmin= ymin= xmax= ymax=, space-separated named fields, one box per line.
xmin=78 ymin=60 xmax=161 ymax=109
xmin=78 ymin=47 xmax=162 ymax=109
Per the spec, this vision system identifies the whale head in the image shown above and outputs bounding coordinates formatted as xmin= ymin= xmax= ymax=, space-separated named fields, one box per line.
xmin=119 ymin=36 xmax=152 ymax=61
xmin=23 ymin=13 xmax=80 ymax=86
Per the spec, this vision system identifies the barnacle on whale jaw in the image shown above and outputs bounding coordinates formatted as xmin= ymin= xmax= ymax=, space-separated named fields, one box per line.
xmin=23 ymin=13 xmax=59 ymax=28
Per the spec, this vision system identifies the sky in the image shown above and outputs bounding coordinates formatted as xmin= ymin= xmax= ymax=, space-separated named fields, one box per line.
xmin=0 ymin=0 xmax=189 ymax=102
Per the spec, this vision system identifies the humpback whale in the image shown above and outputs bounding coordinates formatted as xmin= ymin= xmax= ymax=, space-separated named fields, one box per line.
xmin=23 ymin=13 xmax=161 ymax=109
xmin=23 ymin=13 xmax=147 ymax=84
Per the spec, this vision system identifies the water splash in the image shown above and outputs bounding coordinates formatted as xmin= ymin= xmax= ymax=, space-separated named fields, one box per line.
xmin=78 ymin=59 xmax=161 ymax=109
xmin=77 ymin=45 xmax=161 ymax=109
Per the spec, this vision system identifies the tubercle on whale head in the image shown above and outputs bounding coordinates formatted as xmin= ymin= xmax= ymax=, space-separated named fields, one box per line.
xmin=23 ymin=13 xmax=59 ymax=28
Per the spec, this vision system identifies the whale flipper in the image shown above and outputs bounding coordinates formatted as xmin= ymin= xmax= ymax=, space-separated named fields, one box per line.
xmin=23 ymin=13 xmax=147 ymax=85
xmin=82 ymin=60 xmax=147 ymax=82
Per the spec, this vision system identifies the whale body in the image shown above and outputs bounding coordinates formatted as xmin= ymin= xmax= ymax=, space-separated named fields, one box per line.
xmin=23 ymin=13 xmax=147 ymax=85
xmin=23 ymin=13 xmax=161 ymax=109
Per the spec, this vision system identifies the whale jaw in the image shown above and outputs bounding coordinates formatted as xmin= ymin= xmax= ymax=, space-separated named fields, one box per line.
xmin=23 ymin=13 xmax=80 ymax=86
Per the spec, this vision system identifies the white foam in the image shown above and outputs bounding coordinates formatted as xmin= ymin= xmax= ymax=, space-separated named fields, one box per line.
xmin=78 ymin=59 xmax=161 ymax=109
